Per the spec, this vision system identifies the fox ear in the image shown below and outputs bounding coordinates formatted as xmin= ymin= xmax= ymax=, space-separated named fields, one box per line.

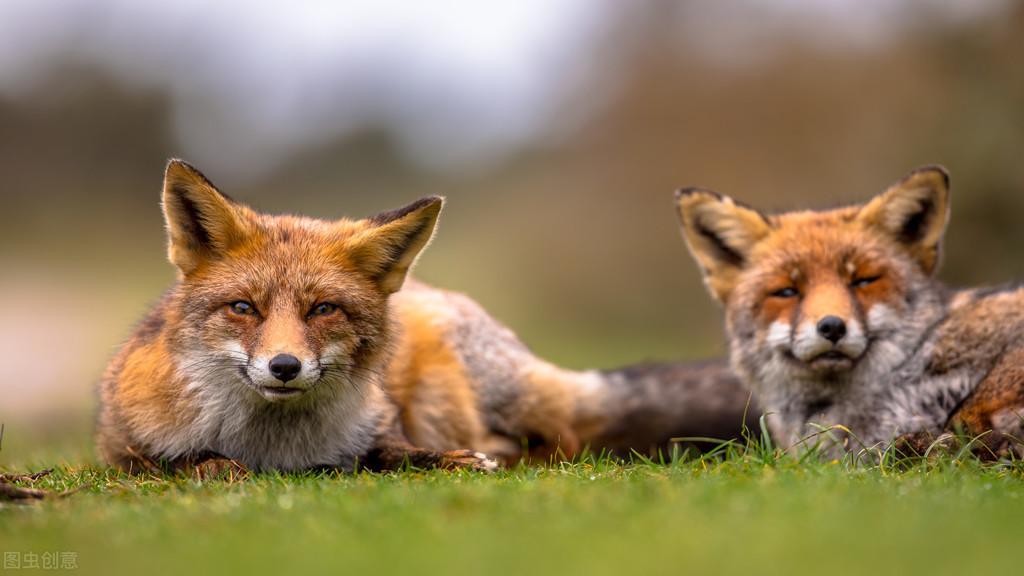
xmin=676 ymin=188 xmax=771 ymax=303
xmin=162 ymin=159 xmax=251 ymax=275
xmin=348 ymin=196 xmax=443 ymax=294
xmin=856 ymin=165 xmax=950 ymax=275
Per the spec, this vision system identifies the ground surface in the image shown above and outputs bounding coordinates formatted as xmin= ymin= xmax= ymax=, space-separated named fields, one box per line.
xmin=3 ymin=439 xmax=1024 ymax=576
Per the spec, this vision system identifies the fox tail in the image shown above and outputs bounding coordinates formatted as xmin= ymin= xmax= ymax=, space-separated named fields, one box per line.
xmin=580 ymin=359 xmax=759 ymax=458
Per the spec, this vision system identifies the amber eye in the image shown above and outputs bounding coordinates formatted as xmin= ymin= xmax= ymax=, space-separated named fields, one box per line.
xmin=309 ymin=302 xmax=339 ymax=318
xmin=229 ymin=301 xmax=257 ymax=316
xmin=851 ymin=276 xmax=881 ymax=289
xmin=770 ymin=287 xmax=799 ymax=299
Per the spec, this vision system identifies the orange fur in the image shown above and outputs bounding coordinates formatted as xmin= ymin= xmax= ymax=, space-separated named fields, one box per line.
xmin=678 ymin=165 xmax=1024 ymax=456
xmin=99 ymin=159 xmax=746 ymax=473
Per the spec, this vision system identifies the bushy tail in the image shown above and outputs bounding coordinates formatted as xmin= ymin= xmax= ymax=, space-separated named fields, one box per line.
xmin=581 ymin=359 xmax=759 ymax=458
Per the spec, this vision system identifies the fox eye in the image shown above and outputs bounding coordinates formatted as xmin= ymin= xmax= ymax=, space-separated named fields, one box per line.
xmin=309 ymin=303 xmax=339 ymax=318
xmin=770 ymin=287 xmax=799 ymax=299
xmin=229 ymin=301 xmax=257 ymax=316
xmin=851 ymin=276 xmax=881 ymax=289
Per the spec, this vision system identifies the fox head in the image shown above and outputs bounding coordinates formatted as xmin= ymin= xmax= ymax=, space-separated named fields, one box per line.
xmin=162 ymin=159 xmax=441 ymax=404
xmin=676 ymin=166 xmax=951 ymax=392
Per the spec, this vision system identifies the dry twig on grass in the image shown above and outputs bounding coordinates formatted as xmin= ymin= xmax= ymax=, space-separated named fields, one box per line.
xmin=0 ymin=481 xmax=48 ymax=502
xmin=0 ymin=469 xmax=87 ymax=503
xmin=0 ymin=468 xmax=53 ymax=483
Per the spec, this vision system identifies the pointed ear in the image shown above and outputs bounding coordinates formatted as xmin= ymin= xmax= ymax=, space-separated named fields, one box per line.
xmin=348 ymin=196 xmax=443 ymax=294
xmin=676 ymin=188 xmax=771 ymax=303
xmin=856 ymin=165 xmax=950 ymax=275
xmin=162 ymin=159 xmax=251 ymax=275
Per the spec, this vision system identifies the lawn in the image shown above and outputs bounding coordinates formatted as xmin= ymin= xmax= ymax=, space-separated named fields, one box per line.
xmin=3 ymin=438 xmax=1024 ymax=576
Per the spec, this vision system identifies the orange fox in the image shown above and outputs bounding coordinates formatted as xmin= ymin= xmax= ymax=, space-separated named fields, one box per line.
xmin=677 ymin=166 xmax=1024 ymax=456
xmin=97 ymin=160 xmax=753 ymax=474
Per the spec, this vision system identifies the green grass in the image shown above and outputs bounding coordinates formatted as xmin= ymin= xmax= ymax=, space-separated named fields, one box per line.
xmin=4 ymin=438 xmax=1024 ymax=576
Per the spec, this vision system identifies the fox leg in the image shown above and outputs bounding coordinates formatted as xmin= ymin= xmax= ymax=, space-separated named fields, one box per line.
xmin=182 ymin=456 xmax=249 ymax=480
xmin=359 ymin=409 xmax=498 ymax=473
xmin=508 ymin=364 xmax=584 ymax=462
xmin=117 ymin=445 xmax=249 ymax=478
xmin=947 ymin=347 xmax=1024 ymax=459
xmin=361 ymin=437 xmax=498 ymax=472
xmin=891 ymin=429 xmax=954 ymax=457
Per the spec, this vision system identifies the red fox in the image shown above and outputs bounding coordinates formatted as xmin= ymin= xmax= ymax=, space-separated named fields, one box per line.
xmin=677 ymin=166 xmax=1024 ymax=456
xmin=97 ymin=159 xmax=754 ymax=474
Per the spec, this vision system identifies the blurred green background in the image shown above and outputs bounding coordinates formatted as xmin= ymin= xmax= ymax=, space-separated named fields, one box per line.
xmin=2 ymin=0 xmax=1024 ymax=464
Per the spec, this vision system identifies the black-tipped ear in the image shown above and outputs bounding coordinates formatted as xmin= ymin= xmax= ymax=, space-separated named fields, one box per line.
xmin=676 ymin=188 xmax=772 ymax=303
xmin=856 ymin=165 xmax=950 ymax=275
xmin=348 ymin=196 xmax=443 ymax=294
xmin=162 ymin=159 xmax=251 ymax=275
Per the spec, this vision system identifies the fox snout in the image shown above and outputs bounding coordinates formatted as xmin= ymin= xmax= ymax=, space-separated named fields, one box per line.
xmin=816 ymin=316 xmax=847 ymax=344
xmin=246 ymin=348 xmax=322 ymax=402
xmin=788 ymin=314 xmax=868 ymax=372
xmin=269 ymin=354 xmax=302 ymax=383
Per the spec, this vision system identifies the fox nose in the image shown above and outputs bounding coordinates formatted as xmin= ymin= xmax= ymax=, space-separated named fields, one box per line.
xmin=269 ymin=354 xmax=302 ymax=383
xmin=817 ymin=316 xmax=847 ymax=344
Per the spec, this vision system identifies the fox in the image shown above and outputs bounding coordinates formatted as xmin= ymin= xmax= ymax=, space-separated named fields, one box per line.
xmin=676 ymin=165 xmax=1024 ymax=457
xmin=96 ymin=159 xmax=755 ymax=474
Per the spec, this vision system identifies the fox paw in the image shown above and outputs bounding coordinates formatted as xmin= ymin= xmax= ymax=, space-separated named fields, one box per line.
xmin=191 ymin=458 xmax=249 ymax=481
xmin=968 ymin=433 xmax=1024 ymax=461
xmin=439 ymin=450 xmax=499 ymax=472
xmin=893 ymin=431 xmax=955 ymax=457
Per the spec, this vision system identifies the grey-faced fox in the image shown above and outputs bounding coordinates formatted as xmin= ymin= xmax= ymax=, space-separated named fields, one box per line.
xmin=96 ymin=159 xmax=754 ymax=474
xmin=677 ymin=166 xmax=1024 ymax=457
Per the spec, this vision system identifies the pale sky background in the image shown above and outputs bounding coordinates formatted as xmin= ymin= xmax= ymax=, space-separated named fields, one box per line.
xmin=0 ymin=0 xmax=1019 ymax=421
xmin=0 ymin=0 xmax=1011 ymax=180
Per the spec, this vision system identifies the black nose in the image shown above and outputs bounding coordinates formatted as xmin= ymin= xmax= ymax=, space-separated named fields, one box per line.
xmin=269 ymin=354 xmax=302 ymax=383
xmin=817 ymin=316 xmax=847 ymax=344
